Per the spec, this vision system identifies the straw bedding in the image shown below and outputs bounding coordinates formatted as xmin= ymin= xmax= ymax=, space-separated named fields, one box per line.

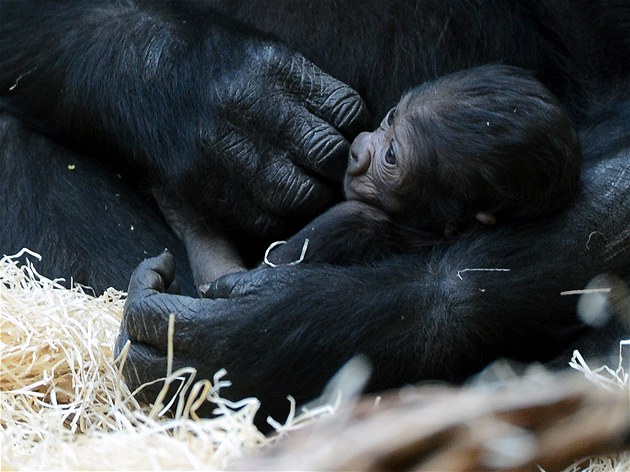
xmin=1 ymin=249 xmax=628 ymax=470
xmin=0 ymin=250 xmax=334 ymax=470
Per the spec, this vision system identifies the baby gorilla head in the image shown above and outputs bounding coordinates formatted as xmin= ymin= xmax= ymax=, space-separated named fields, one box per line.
xmin=344 ymin=64 xmax=581 ymax=234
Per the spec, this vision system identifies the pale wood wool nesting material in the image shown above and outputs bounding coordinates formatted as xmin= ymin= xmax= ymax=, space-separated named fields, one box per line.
xmin=0 ymin=250 xmax=275 ymax=470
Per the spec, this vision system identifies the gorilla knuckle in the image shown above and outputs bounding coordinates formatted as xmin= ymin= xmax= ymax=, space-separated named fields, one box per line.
xmin=290 ymin=121 xmax=345 ymax=171
xmin=277 ymin=51 xmax=309 ymax=79
xmin=308 ymin=130 xmax=348 ymax=166
xmin=283 ymin=181 xmax=331 ymax=216
xmin=283 ymin=181 xmax=319 ymax=213
xmin=263 ymin=165 xmax=298 ymax=201
xmin=261 ymin=164 xmax=319 ymax=213
xmin=324 ymin=86 xmax=367 ymax=127
xmin=123 ymin=298 xmax=144 ymax=335
xmin=214 ymin=133 xmax=253 ymax=164
xmin=225 ymin=85 xmax=265 ymax=118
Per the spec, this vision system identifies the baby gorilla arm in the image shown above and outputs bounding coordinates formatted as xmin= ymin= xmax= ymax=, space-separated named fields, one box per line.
xmin=153 ymin=190 xmax=245 ymax=294
xmin=261 ymin=201 xmax=395 ymax=266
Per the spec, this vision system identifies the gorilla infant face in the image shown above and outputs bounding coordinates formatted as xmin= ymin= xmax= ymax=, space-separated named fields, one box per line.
xmin=344 ymin=101 xmax=417 ymax=215
xmin=343 ymin=64 xmax=581 ymax=233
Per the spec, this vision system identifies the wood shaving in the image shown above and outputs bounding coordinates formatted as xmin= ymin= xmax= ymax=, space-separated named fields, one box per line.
xmin=0 ymin=250 xmax=329 ymax=470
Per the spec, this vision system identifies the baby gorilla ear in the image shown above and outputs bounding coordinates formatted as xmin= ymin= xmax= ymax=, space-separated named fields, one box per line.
xmin=475 ymin=211 xmax=497 ymax=225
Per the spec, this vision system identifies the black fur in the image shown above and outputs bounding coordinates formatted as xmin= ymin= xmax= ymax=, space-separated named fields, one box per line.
xmin=1 ymin=0 xmax=629 ymax=429
xmin=397 ymin=65 xmax=581 ymax=231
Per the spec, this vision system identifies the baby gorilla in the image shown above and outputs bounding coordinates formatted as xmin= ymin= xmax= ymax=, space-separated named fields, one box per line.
xmin=158 ymin=64 xmax=581 ymax=291
xmin=343 ymin=64 xmax=581 ymax=235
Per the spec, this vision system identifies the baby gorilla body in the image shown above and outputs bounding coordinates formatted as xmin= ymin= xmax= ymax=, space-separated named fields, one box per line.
xmin=159 ymin=64 xmax=581 ymax=290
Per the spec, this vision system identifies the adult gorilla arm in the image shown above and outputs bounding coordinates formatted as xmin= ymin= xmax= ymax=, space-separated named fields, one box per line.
xmin=0 ymin=0 xmax=366 ymax=236
xmin=118 ymin=122 xmax=630 ymax=426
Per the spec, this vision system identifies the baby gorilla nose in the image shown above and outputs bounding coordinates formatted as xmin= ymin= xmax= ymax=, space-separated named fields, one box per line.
xmin=346 ymin=132 xmax=371 ymax=176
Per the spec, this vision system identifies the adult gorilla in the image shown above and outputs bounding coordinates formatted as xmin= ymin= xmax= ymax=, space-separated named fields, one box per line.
xmin=2 ymin=1 xmax=629 ymax=426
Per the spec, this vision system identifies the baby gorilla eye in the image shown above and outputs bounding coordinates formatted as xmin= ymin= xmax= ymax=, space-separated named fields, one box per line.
xmin=385 ymin=144 xmax=396 ymax=165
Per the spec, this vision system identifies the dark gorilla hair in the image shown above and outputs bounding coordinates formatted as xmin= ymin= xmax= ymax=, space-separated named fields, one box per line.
xmin=399 ymin=65 xmax=581 ymax=230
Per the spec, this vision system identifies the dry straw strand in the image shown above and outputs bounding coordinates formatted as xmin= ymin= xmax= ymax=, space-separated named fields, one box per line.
xmin=1 ymin=250 xmax=328 ymax=470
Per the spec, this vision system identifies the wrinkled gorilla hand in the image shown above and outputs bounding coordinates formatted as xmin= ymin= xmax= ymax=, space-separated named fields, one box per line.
xmin=1 ymin=1 xmax=368 ymax=235
xmin=194 ymin=37 xmax=369 ymax=235
xmin=116 ymin=252 xmax=246 ymax=405
xmin=116 ymin=251 xmax=342 ymax=424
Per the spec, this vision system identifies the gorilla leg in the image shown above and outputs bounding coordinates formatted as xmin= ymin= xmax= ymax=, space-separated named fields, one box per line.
xmin=0 ymin=110 xmax=194 ymax=294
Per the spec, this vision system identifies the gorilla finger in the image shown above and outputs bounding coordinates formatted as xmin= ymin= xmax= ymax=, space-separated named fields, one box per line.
xmin=118 ymin=340 xmax=168 ymax=394
xmin=126 ymin=252 xmax=177 ymax=298
xmin=254 ymin=153 xmax=336 ymax=217
xmin=124 ymin=289 xmax=211 ymax=348
xmin=284 ymin=106 xmax=350 ymax=180
xmin=201 ymin=269 xmax=277 ymax=299
xmin=118 ymin=341 xmax=198 ymax=408
xmin=284 ymin=54 xmax=369 ymax=136
xmin=201 ymin=271 xmax=249 ymax=299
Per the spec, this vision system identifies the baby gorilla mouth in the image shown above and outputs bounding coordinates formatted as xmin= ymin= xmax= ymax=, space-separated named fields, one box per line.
xmin=343 ymin=174 xmax=372 ymax=203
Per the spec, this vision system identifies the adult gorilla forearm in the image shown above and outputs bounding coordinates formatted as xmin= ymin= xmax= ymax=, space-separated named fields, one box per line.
xmin=118 ymin=128 xmax=630 ymax=425
xmin=0 ymin=0 xmax=367 ymax=235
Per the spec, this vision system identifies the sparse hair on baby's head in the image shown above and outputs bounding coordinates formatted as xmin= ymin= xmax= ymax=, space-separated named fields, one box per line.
xmin=395 ymin=64 xmax=581 ymax=231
